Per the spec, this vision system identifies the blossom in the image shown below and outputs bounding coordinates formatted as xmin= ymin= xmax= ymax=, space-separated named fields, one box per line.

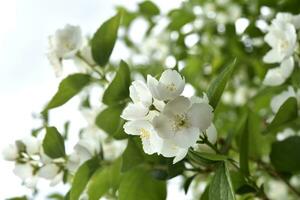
xmin=38 ymin=163 xmax=63 ymax=186
xmin=262 ymin=12 xmax=299 ymax=86
xmin=153 ymin=96 xmax=213 ymax=148
xmin=270 ymin=86 xmax=300 ymax=113
xmin=147 ymin=69 xmax=185 ymax=101
xmin=263 ymin=19 xmax=296 ymax=64
xmin=263 ymin=57 xmax=294 ymax=86
xmin=2 ymin=143 xmax=19 ymax=161
xmin=47 ymin=24 xmax=83 ymax=76
xmin=121 ymin=80 xmax=153 ymax=120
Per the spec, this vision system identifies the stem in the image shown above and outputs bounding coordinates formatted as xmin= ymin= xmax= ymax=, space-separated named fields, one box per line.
xmin=200 ymin=133 xmax=221 ymax=154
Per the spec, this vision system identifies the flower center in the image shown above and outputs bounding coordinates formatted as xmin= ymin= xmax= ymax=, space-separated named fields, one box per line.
xmin=279 ymin=39 xmax=289 ymax=52
xmin=173 ymin=114 xmax=189 ymax=131
xmin=166 ymin=83 xmax=177 ymax=92
xmin=140 ymin=128 xmax=150 ymax=139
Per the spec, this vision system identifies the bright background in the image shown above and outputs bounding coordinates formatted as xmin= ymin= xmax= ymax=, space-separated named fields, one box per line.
xmin=0 ymin=0 xmax=193 ymax=199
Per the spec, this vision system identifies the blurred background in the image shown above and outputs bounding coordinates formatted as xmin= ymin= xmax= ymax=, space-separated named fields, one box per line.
xmin=0 ymin=0 xmax=188 ymax=199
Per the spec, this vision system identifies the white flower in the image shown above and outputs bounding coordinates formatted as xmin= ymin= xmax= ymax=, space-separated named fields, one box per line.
xmin=121 ymin=80 xmax=152 ymax=120
xmin=124 ymin=120 xmax=162 ymax=154
xmin=2 ymin=143 xmax=19 ymax=161
xmin=38 ymin=163 xmax=60 ymax=180
xmin=66 ymin=152 xmax=81 ymax=173
xmin=153 ymin=96 xmax=213 ymax=148
xmin=121 ymin=80 xmax=164 ymax=120
xmin=263 ymin=57 xmax=294 ymax=86
xmin=270 ymin=86 xmax=300 ymax=113
xmin=74 ymin=132 xmax=101 ymax=163
xmin=21 ymin=136 xmax=41 ymax=156
xmin=147 ymin=69 xmax=185 ymax=101
xmin=47 ymin=24 xmax=83 ymax=76
xmin=275 ymin=12 xmax=300 ymax=29
xmin=263 ymin=19 xmax=296 ymax=64
xmin=13 ymin=163 xmax=34 ymax=181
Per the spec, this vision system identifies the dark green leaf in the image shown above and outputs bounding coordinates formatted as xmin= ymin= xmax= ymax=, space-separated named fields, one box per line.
xmin=43 ymin=127 xmax=65 ymax=158
xmin=207 ymin=60 xmax=236 ymax=109
xmin=119 ymin=167 xmax=167 ymax=200
xmin=209 ymin=162 xmax=236 ymax=200
xmin=270 ymin=136 xmax=300 ymax=173
xmin=102 ymin=60 xmax=131 ymax=105
xmin=121 ymin=138 xmax=144 ymax=172
xmin=230 ymin=171 xmax=257 ymax=194
xmin=44 ymin=73 xmax=91 ymax=111
xmin=189 ymin=150 xmax=228 ymax=163
xmin=183 ymin=175 xmax=197 ymax=194
xmin=70 ymin=158 xmax=100 ymax=200
xmin=92 ymin=14 xmax=120 ymax=66
xmin=86 ymin=158 xmax=122 ymax=200
xmin=138 ymin=1 xmax=160 ymax=17
xmin=266 ymin=97 xmax=298 ymax=133
xmin=239 ymin=112 xmax=250 ymax=176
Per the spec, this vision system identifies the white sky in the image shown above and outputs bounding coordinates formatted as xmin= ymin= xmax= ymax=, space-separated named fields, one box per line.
xmin=0 ymin=0 xmax=197 ymax=199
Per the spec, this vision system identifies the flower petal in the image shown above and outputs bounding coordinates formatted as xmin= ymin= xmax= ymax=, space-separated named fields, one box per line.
xmin=188 ymin=103 xmax=213 ymax=131
xmin=263 ymin=67 xmax=286 ymax=86
xmin=280 ymin=57 xmax=294 ymax=79
xmin=163 ymin=96 xmax=191 ymax=117
xmin=121 ymin=103 xmax=149 ymax=120
xmin=263 ymin=49 xmax=284 ymax=63
xmin=153 ymin=114 xmax=174 ymax=139
xmin=172 ymin=127 xmax=200 ymax=148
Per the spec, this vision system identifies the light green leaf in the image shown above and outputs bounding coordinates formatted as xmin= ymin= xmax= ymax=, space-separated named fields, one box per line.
xmin=207 ymin=60 xmax=236 ymax=109
xmin=188 ymin=150 xmax=228 ymax=163
xmin=92 ymin=13 xmax=120 ymax=66
xmin=266 ymin=97 xmax=298 ymax=133
xmin=138 ymin=1 xmax=160 ymax=17
xmin=95 ymin=104 xmax=127 ymax=139
xmin=70 ymin=158 xmax=100 ymax=200
xmin=102 ymin=60 xmax=131 ymax=105
xmin=167 ymin=9 xmax=195 ymax=30
xmin=44 ymin=73 xmax=91 ymax=111
xmin=86 ymin=158 xmax=122 ymax=200
xmin=121 ymin=138 xmax=144 ymax=172
xmin=270 ymin=136 xmax=300 ymax=173
xmin=42 ymin=127 xmax=65 ymax=159
xmin=209 ymin=162 xmax=236 ymax=200
xmin=119 ymin=167 xmax=167 ymax=200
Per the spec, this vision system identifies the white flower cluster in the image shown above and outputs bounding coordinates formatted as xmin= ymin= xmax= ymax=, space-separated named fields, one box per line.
xmin=263 ymin=12 xmax=300 ymax=86
xmin=121 ymin=69 xmax=217 ymax=163
xmin=2 ymin=130 xmax=108 ymax=188
xmin=47 ymin=24 xmax=95 ymax=76
xmin=2 ymin=136 xmax=64 ymax=188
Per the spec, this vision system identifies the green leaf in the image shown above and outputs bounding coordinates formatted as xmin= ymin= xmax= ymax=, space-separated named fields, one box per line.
xmin=44 ymin=73 xmax=91 ymax=111
xmin=43 ymin=127 xmax=65 ymax=159
xmin=239 ymin=112 xmax=250 ymax=176
xmin=102 ymin=60 xmax=131 ymax=105
xmin=138 ymin=1 xmax=160 ymax=17
xmin=6 ymin=196 xmax=28 ymax=200
xmin=86 ymin=158 xmax=122 ymax=200
xmin=183 ymin=175 xmax=196 ymax=194
xmin=270 ymin=136 xmax=300 ymax=173
xmin=119 ymin=167 xmax=167 ymax=200
xmin=266 ymin=97 xmax=298 ymax=133
xmin=91 ymin=13 xmax=120 ymax=66
xmin=167 ymin=9 xmax=195 ymax=30
xmin=95 ymin=104 xmax=127 ymax=139
xmin=207 ymin=60 xmax=236 ymax=109
xmin=188 ymin=150 xmax=228 ymax=163
xmin=230 ymin=171 xmax=256 ymax=194
xmin=121 ymin=138 xmax=144 ymax=172
xmin=209 ymin=162 xmax=236 ymax=200
xmin=47 ymin=193 xmax=64 ymax=200
xmin=70 ymin=158 xmax=100 ymax=200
